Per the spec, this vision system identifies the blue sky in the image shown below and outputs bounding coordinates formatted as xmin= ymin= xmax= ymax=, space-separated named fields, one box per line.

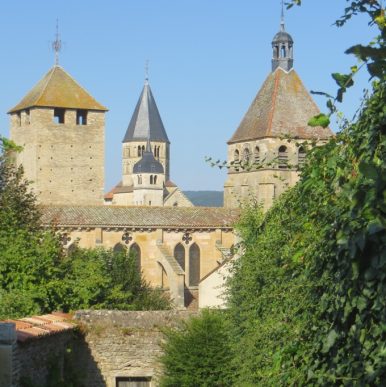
xmin=0 ymin=1 xmax=376 ymax=191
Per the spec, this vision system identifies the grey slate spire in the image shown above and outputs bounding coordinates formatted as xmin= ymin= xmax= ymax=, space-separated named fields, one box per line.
xmin=122 ymin=80 xmax=170 ymax=143
xmin=271 ymin=1 xmax=294 ymax=72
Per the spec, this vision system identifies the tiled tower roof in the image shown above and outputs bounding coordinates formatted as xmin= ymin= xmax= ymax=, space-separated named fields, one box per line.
xmin=122 ymin=81 xmax=170 ymax=143
xmin=228 ymin=68 xmax=333 ymax=144
xmin=8 ymin=65 xmax=107 ymax=113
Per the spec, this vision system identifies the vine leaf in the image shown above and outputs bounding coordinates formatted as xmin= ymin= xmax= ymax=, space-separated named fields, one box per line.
xmin=308 ymin=113 xmax=330 ymax=128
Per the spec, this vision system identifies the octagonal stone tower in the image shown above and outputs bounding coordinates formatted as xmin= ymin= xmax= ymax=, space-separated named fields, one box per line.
xmin=8 ymin=65 xmax=108 ymax=205
xmin=224 ymin=15 xmax=333 ymax=211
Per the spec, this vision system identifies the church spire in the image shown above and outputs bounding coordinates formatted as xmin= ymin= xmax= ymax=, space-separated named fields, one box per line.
xmin=272 ymin=1 xmax=294 ymax=72
xmin=280 ymin=0 xmax=285 ymax=31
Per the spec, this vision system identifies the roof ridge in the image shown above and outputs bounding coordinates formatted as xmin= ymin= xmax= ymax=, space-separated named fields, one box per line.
xmin=34 ymin=66 xmax=57 ymax=107
xmin=53 ymin=65 xmax=107 ymax=110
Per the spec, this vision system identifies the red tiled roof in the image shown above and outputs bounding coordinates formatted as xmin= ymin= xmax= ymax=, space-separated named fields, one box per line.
xmin=40 ymin=205 xmax=239 ymax=229
xmin=2 ymin=312 xmax=75 ymax=342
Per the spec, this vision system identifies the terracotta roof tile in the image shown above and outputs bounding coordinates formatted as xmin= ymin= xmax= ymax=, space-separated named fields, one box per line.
xmin=228 ymin=68 xmax=333 ymax=144
xmin=8 ymin=65 xmax=107 ymax=113
xmin=41 ymin=205 xmax=239 ymax=229
xmin=1 ymin=313 xmax=75 ymax=342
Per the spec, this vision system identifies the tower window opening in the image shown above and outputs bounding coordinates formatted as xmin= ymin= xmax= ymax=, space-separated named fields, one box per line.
xmin=53 ymin=108 xmax=65 ymax=124
xmin=150 ymin=175 xmax=154 ymax=184
xmin=154 ymin=175 xmax=157 ymax=184
xmin=281 ymin=46 xmax=286 ymax=58
xmin=137 ymin=146 xmax=141 ymax=157
xmin=275 ymin=45 xmax=279 ymax=58
xmin=254 ymin=146 xmax=260 ymax=164
xmin=138 ymin=175 xmax=142 ymax=184
xmin=76 ymin=110 xmax=87 ymax=125
xmin=234 ymin=149 xmax=240 ymax=172
xmin=16 ymin=112 xmax=21 ymax=126
xmin=142 ymin=145 xmax=145 ymax=155
xmin=243 ymin=148 xmax=250 ymax=164
xmin=298 ymin=146 xmax=306 ymax=168
xmin=278 ymin=145 xmax=288 ymax=169
xmin=25 ymin=109 xmax=30 ymax=125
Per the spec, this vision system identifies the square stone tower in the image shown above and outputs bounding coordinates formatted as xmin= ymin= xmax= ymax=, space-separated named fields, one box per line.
xmin=8 ymin=65 xmax=108 ymax=205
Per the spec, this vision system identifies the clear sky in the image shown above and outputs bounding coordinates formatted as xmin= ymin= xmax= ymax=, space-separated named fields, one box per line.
xmin=0 ymin=1 xmax=376 ymax=191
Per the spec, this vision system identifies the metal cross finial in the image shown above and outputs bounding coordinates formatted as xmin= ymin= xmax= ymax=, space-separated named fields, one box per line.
xmin=52 ymin=18 xmax=62 ymax=65
xmin=280 ymin=0 xmax=285 ymax=31
xmin=145 ymin=60 xmax=149 ymax=84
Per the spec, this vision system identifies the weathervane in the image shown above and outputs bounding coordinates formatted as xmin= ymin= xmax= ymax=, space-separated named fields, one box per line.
xmin=52 ymin=18 xmax=62 ymax=65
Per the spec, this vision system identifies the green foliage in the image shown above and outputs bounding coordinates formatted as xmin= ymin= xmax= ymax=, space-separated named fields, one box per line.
xmin=226 ymin=3 xmax=386 ymax=383
xmin=227 ymin=75 xmax=386 ymax=385
xmin=0 ymin=143 xmax=170 ymax=318
xmin=159 ymin=309 xmax=234 ymax=387
xmin=61 ymin=246 xmax=170 ymax=312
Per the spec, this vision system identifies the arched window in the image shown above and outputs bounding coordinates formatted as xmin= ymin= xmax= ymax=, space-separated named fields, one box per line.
xmin=154 ymin=175 xmax=157 ymax=184
xmin=298 ymin=146 xmax=306 ymax=168
xmin=278 ymin=145 xmax=288 ymax=169
xmin=137 ymin=175 xmax=142 ymax=184
xmin=243 ymin=148 xmax=250 ymax=164
xmin=234 ymin=150 xmax=240 ymax=171
xmin=150 ymin=175 xmax=154 ymax=184
xmin=281 ymin=45 xmax=286 ymax=57
xmin=189 ymin=243 xmax=200 ymax=287
xmin=174 ymin=243 xmax=185 ymax=271
xmin=254 ymin=146 xmax=260 ymax=164
xmin=130 ymin=243 xmax=141 ymax=270
xmin=113 ymin=243 xmax=127 ymax=254
xmin=137 ymin=146 xmax=141 ymax=157
xmin=142 ymin=145 xmax=145 ymax=155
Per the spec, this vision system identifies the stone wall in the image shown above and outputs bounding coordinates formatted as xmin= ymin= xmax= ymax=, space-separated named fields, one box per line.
xmin=10 ymin=107 xmax=105 ymax=205
xmin=1 ymin=310 xmax=197 ymax=387
xmin=74 ymin=310 xmax=196 ymax=387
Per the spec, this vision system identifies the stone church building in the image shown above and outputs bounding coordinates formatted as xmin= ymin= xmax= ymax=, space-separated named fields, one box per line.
xmin=8 ymin=15 xmax=331 ymax=310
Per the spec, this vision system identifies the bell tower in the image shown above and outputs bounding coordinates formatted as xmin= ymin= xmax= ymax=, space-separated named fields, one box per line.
xmin=224 ymin=3 xmax=333 ymax=210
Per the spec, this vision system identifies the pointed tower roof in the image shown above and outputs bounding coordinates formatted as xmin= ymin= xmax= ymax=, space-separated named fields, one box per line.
xmin=8 ymin=65 xmax=107 ymax=113
xmin=122 ymin=81 xmax=170 ymax=143
xmin=228 ymin=6 xmax=332 ymax=144
xmin=228 ymin=69 xmax=332 ymax=144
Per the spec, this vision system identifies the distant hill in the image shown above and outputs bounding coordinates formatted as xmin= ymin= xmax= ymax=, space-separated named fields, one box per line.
xmin=183 ymin=191 xmax=224 ymax=207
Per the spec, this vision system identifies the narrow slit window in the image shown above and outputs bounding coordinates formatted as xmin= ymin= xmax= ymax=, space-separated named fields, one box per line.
xmin=76 ymin=110 xmax=87 ymax=125
xmin=53 ymin=108 xmax=65 ymax=124
xmin=278 ymin=145 xmax=288 ymax=169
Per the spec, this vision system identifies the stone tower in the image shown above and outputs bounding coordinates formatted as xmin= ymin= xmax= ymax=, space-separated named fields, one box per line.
xmin=224 ymin=14 xmax=332 ymax=210
xmin=122 ymin=79 xmax=170 ymax=187
xmin=132 ymin=138 xmax=165 ymax=206
xmin=8 ymin=65 xmax=108 ymax=205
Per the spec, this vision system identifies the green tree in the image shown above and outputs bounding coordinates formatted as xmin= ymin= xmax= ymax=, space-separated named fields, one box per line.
xmin=159 ymin=309 xmax=234 ymax=387
xmin=60 ymin=246 xmax=170 ymax=312
xmin=0 ymin=136 xmax=65 ymax=318
xmin=0 ymin=137 xmax=170 ymax=317
xmin=226 ymin=1 xmax=386 ymax=385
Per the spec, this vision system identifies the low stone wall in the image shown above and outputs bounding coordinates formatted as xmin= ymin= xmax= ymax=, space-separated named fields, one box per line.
xmin=1 ymin=310 xmax=196 ymax=387
xmin=74 ymin=310 xmax=196 ymax=387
